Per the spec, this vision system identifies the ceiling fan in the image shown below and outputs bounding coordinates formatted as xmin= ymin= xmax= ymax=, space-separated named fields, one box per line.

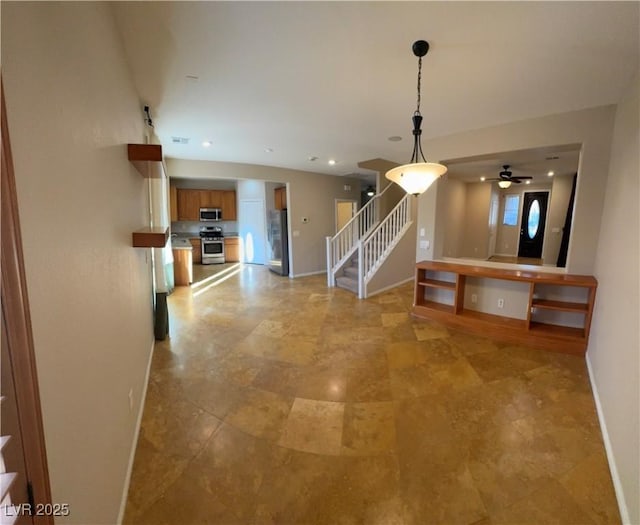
xmin=486 ymin=165 xmax=532 ymax=185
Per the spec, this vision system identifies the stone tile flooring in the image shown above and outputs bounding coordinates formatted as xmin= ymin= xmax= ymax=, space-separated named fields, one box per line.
xmin=124 ymin=265 xmax=619 ymax=525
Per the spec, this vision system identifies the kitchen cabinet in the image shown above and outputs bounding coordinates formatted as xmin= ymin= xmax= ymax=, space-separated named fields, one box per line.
xmin=222 ymin=190 xmax=237 ymax=220
xmin=189 ymin=238 xmax=202 ymax=264
xmin=172 ymin=248 xmax=193 ymax=286
xmin=224 ymin=237 xmax=240 ymax=262
xmin=200 ymin=190 xmax=223 ymax=208
xmin=274 ymin=186 xmax=287 ymax=210
xmin=169 ymin=183 xmax=178 ymax=222
xmin=177 ymin=189 xmax=201 ymax=221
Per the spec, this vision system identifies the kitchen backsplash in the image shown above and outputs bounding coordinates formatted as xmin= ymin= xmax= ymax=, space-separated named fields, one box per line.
xmin=171 ymin=220 xmax=238 ymax=235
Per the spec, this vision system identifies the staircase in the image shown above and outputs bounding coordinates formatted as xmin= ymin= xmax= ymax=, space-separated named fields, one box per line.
xmin=335 ymin=255 xmax=359 ymax=294
xmin=326 ymin=188 xmax=415 ymax=299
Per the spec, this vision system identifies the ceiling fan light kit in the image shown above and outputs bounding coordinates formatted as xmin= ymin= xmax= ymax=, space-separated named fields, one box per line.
xmin=385 ymin=40 xmax=447 ymax=196
xmin=487 ymin=164 xmax=533 ymax=188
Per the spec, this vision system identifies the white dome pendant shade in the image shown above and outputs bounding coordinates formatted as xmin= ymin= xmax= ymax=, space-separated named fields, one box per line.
xmin=385 ymin=40 xmax=447 ymax=196
xmin=386 ymin=162 xmax=448 ymax=196
xmin=498 ymin=180 xmax=512 ymax=189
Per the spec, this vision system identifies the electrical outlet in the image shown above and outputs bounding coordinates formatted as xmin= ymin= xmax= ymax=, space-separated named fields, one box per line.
xmin=498 ymin=298 xmax=504 ymax=308
xmin=471 ymin=294 xmax=478 ymax=304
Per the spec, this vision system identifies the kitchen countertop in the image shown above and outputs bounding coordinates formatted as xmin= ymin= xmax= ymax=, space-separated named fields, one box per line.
xmin=171 ymin=237 xmax=193 ymax=250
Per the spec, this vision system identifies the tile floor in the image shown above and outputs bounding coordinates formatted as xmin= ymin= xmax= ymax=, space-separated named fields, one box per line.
xmin=124 ymin=264 xmax=619 ymax=525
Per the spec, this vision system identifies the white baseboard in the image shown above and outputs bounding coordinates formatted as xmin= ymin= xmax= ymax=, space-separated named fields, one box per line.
xmin=585 ymin=354 xmax=630 ymax=524
xmin=290 ymin=270 xmax=326 ymax=278
xmin=117 ymin=340 xmax=155 ymax=525
xmin=365 ymin=276 xmax=414 ymax=298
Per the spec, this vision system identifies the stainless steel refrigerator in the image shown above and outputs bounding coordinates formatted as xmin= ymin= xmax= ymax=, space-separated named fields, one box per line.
xmin=267 ymin=210 xmax=289 ymax=276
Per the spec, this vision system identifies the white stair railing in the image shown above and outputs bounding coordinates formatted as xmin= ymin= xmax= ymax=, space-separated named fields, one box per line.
xmin=326 ymin=184 xmax=393 ymax=286
xmin=358 ymin=193 xmax=412 ymax=298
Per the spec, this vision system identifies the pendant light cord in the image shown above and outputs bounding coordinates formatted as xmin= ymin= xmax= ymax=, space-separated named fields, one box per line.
xmin=415 ymin=56 xmax=422 ymax=116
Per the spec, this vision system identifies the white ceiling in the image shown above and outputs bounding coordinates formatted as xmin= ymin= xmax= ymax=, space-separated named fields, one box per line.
xmin=112 ymin=2 xmax=638 ymax=181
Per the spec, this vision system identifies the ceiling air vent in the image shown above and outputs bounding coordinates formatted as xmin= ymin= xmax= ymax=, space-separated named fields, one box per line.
xmin=171 ymin=137 xmax=190 ymax=144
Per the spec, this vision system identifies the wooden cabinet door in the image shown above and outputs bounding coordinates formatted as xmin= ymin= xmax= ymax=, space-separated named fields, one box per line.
xmin=274 ymin=187 xmax=287 ymax=210
xmin=200 ymin=190 xmax=223 ymax=208
xmin=169 ymin=183 xmax=178 ymax=222
xmin=224 ymin=238 xmax=240 ymax=262
xmin=178 ymin=189 xmax=201 ymax=221
xmin=222 ymin=191 xmax=237 ymax=220
xmin=190 ymin=238 xmax=202 ymax=264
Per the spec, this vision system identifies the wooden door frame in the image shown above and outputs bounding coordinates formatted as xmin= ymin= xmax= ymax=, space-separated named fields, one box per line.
xmin=1 ymin=79 xmax=53 ymax=522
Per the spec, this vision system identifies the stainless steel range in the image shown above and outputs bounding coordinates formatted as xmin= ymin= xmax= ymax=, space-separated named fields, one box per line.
xmin=200 ymin=226 xmax=225 ymax=265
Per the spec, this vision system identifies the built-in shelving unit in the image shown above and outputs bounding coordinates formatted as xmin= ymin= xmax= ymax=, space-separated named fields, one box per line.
xmin=413 ymin=260 xmax=597 ymax=355
xmin=128 ymin=143 xmax=168 ymax=247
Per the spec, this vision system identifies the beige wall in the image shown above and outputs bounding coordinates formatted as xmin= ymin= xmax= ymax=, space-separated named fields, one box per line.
xmin=541 ymin=173 xmax=574 ymax=264
xmin=420 ymin=104 xmax=616 ymax=274
xmin=460 ymin=182 xmax=491 ymax=258
xmin=588 ymin=74 xmax=639 ymax=525
xmin=166 ymin=158 xmax=361 ymax=277
xmin=441 ymin=177 xmax=466 ymax=258
xmin=3 ymin=3 xmax=154 ymax=524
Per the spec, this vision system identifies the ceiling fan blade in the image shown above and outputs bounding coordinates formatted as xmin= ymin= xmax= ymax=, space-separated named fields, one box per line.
xmin=512 ymin=176 xmax=533 ymax=180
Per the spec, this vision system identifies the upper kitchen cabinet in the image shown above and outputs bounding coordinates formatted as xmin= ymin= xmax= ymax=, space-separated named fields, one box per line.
xmin=222 ymin=190 xmax=237 ymax=220
xmin=127 ymin=144 xmax=164 ymax=178
xmin=177 ymin=189 xmax=200 ymax=221
xmin=200 ymin=190 xmax=223 ymax=208
xmin=274 ymin=186 xmax=287 ymax=210
xmin=169 ymin=183 xmax=178 ymax=222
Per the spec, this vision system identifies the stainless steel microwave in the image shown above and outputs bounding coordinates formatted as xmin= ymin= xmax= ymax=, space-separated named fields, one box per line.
xmin=200 ymin=208 xmax=222 ymax=222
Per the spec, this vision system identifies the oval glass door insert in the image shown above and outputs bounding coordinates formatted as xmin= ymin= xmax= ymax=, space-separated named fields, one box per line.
xmin=528 ymin=200 xmax=540 ymax=238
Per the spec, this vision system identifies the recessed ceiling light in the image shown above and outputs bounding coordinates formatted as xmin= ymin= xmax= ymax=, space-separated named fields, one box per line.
xmin=547 ymin=171 xmax=555 ymax=177
xmin=526 ymin=180 xmax=531 ymax=185
xmin=388 ymin=136 xmax=402 ymax=142
xmin=202 ymin=140 xmax=212 ymax=148
xmin=265 ymin=148 xmax=274 ymax=153
xmin=308 ymin=156 xmax=318 ymax=162
xmin=328 ymin=159 xmax=336 ymax=166
xmin=480 ymin=176 xmax=486 ymax=182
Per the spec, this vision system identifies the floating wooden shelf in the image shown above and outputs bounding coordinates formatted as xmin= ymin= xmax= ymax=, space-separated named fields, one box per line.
xmin=418 ymin=278 xmax=456 ymax=290
xmin=128 ymin=143 xmax=164 ymax=178
xmin=412 ymin=260 xmax=597 ymax=355
xmin=531 ymin=299 xmax=589 ymax=313
xmin=132 ymin=227 xmax=169 ymax=248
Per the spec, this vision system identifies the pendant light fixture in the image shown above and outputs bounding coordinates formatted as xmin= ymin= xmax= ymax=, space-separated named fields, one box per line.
xmin=498 ymin=180 xmax=512 ymax=189
xmin=385 ymin=40 xmax=447 ymax=195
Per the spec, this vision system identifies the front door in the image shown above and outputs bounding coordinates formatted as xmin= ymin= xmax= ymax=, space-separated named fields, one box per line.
xmin=518 ymin=191 xmax=549 ymax=258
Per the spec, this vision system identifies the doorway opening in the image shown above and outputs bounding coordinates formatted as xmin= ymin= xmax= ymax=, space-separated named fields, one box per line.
xmin=518 ymin=190 xmax=550 ymax=259
xmin=335 ymin=199 xmax=358 ymax=233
